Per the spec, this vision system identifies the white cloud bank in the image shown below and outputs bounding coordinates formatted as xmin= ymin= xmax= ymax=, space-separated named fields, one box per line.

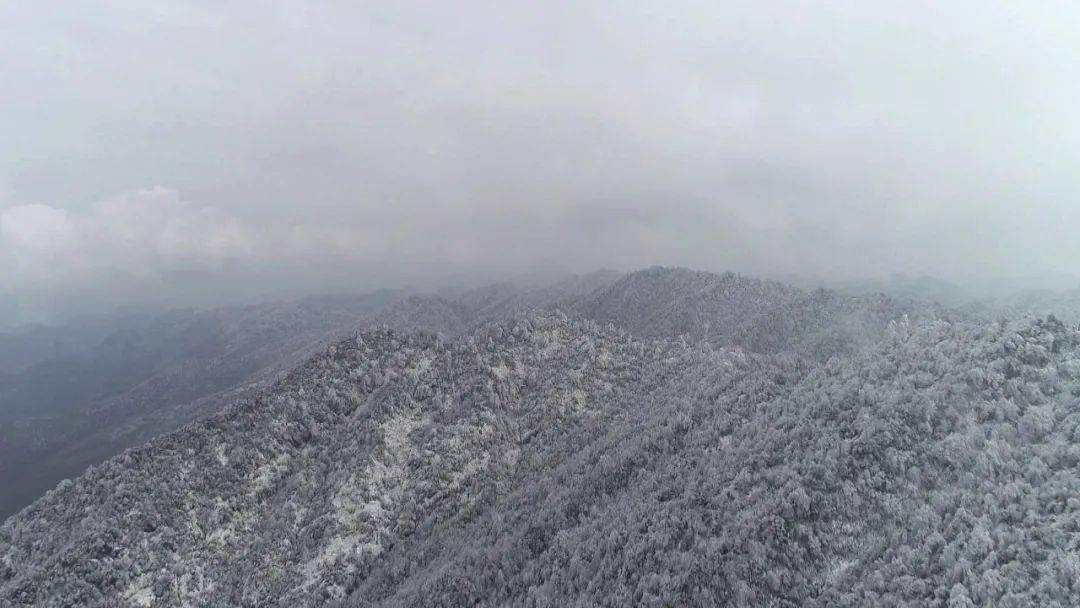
xmin=1 ymin=188 xmax=257 ymax=290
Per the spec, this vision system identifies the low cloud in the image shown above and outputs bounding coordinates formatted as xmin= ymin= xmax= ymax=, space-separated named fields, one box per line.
xmin=3 ymin=2 xmax=1080 ymax=324
xmin=1 ymin=188 xmax=256 ymax=290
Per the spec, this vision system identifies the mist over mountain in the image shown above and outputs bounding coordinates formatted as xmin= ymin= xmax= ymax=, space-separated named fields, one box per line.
xmin=572 ymin=267 xmax=928 ymax=360
xmin=819 ymin=274 xmax=1080 ymax=324
xmin=6 ymin=267 xmax=1080 ymax=606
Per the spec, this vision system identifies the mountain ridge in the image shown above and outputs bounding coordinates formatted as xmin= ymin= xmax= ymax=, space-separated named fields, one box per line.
xmin=7 ymin=268 xmax=1079 ymax=606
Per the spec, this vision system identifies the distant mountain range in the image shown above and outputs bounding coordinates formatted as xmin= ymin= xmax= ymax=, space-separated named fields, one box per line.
xmin=3 ymin=268 xmax=1080 ymax=606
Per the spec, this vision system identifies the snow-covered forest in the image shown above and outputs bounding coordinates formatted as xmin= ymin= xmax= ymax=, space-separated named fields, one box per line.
xmin=5 ymin=267 xmax=1080 ymax=606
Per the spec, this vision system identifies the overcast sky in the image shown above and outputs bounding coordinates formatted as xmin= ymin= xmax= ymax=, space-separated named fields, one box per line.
xmin=3 ymin=1 xmax=1080 ymax=324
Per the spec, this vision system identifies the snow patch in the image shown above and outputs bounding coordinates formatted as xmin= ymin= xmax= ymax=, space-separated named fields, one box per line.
xmin=214 ymin=445 xmax=229 ymax=467
xmin=300 ymin=533 xmax=360 ymax=588
xmin=304 ymin=409 xmax=426 ymax=588
xmin=123 ymin=576 xmax=155 ymax=607
xmin=251 ymin=453 xmax=290 ymax=493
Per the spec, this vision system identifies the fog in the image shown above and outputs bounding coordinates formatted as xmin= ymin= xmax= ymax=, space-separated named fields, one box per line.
xmin=3 ymin=1 xmax=1080 ymax=327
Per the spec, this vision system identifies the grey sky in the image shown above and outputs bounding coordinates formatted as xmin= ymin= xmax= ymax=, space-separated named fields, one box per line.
xmin=3 ymin=1 xmax=1080 ymax=323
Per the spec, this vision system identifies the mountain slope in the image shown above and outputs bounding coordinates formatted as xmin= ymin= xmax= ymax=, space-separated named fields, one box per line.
xmin=7 ymin=268 xmax=1080 ymax=607
xmin=345 ymin=315 xmax=1080 ymax=607
xmin=4 ymin=301 xmax=1080 ymax=606
xmin=0 ymin=270 xmax=618 ymax=521
xmin=0 ymin=291 xmax=398 ymax=520
xmin=2 ymin=313 xmax=708 ymax=606
xmin=572 ymin=267 xmax=915 ymax=359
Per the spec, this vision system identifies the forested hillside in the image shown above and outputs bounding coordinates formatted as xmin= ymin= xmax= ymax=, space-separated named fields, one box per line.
xmin=0 ymin=271 xmax=619 ymax=521
xmin=0 ymin=271 xmax=622 ymax=521
xmin=572 ymin=267 xmax=919 ymax=359
xmin=5 ymin=268 xmax=1080 ymax=606
xmin=0 ymin=292 xmax=399 ymax=519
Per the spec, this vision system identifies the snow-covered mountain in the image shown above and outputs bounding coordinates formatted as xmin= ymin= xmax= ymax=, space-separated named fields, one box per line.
xmin=5 ymin=268 xmax=1080 ymax=606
